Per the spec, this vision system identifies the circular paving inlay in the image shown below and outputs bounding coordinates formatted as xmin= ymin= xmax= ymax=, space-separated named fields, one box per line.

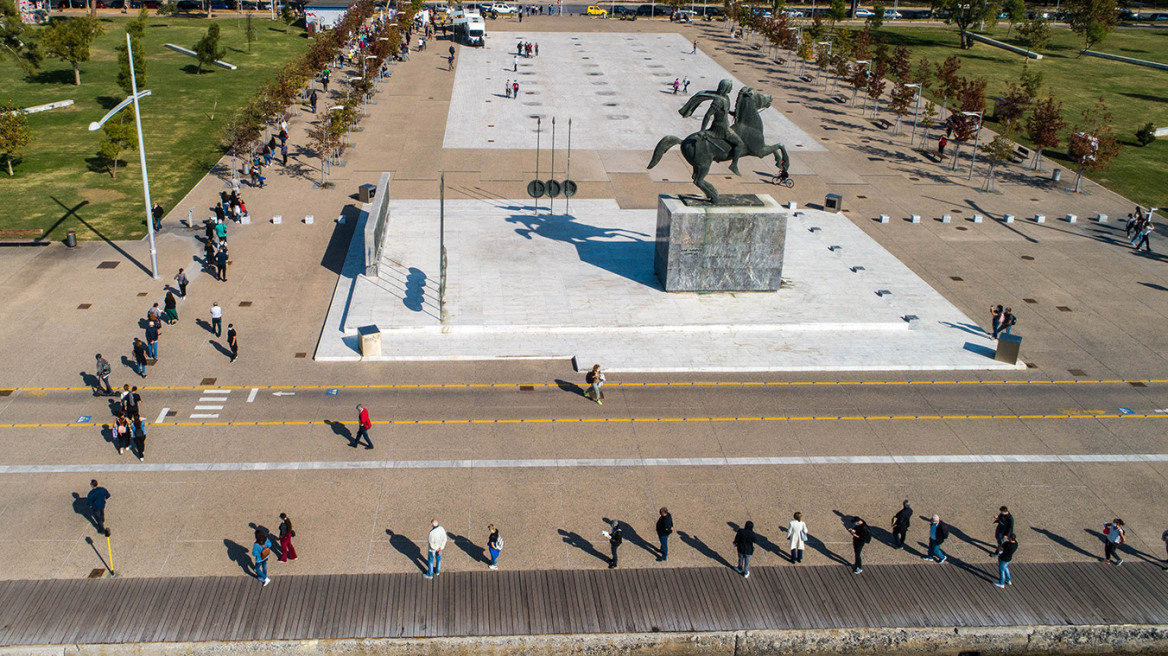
xmin=597 ymin=90 xmax=616 ymax=95
xmin=587 ymin=72 xmax=603 ymax=76
xmin=608 ymin=115 xmax=629 ymax=120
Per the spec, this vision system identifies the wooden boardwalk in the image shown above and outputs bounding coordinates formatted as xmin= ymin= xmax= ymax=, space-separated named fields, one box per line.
xmin=2 ymin=562 xmax=1168 ymax=646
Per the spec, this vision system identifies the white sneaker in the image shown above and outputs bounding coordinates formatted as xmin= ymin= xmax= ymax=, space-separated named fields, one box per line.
xmin=263 ymin=578 xmax=271 ymax=586
xmin=488 ymin=565 xmax=498 ymax=570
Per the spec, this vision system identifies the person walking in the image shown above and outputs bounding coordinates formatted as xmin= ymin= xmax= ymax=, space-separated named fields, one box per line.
xmin=505 ymin=79 xmax=512 ymax=98
xmin=656 ymin=507 xmax=673 ymax=562
xmin=253 ymin=529 xmax=273 ymax=586
xmin=683 ymin=77 xmax=690 ymax=94
xmin=210 ymin=302 xmax=223 ymax=337
xmin=216 ymin=246 xmax=229 ymax=282
xmin=310 ymin=89 xmax=318 ymax=113
xmin=989 ymin=304 xmax=1003 ymax=338
xmin=691 ymin=39 xmax=698 ymax=54
xmin=848 ymin=517 xmax=871 ymax=573
xmin=1102 ymin=518 xmax=1126 ymax=565
xmin=585 ymin=364 xmax=605 ymax=404
xmin=354 ymin=404 xmax=373 ymax=448
xmin=114 ymin=412 xmax=132 ymax=455
xmin=95 ymin=353 xmax=113 ymax=395
xmin=121 ymin=384 xmax=141 ymax=421
xmin=992 ymin=506 xmax=1014 ymax=553
xmin=227 ymin=324 xmax=238 ymax=363
xmin=164 ymin=291 xmax=179 ymax=323
xmin=938 ymin=135 xmax=947 ymax=157
xmin=132 ymin=338 xmax=149 ymax=378
xmin=426 ymin=519 xmax=447 ymax=578
xmin=152 ymin=202 xmax=164 ymax=231
xmin=281 ymin=142 xmax=289 ymax=167
xmin=147 ymin=302 xmax=163 ymax=326
xmin=131 ymin=415 xmax=146 ymax=461
xmin=891 ymin=500 xmax=912 ymax=549
xmin=448 ymin=52 xmax=455 ymax=70
xmin=994 ymin=533 xmax=1017 ymax=588
xmin=513 ymin=56 xmax=519 ymax=72
xmin=487 ymin=524 xmax=502 ymax=570
xmin=923 ymin=514 xmax=949 ymax=563
xmin=512 ymin=80 xmax=519 ymax=98
xmin=733 ymin=520 xmax=756 ymax=578
xmin=788 ymin=512 xmax=808 ymax=563
xmin=278 ymin=513 xmax=298 ymax=562
xmin=1135 ymin=221 xmax=1154 ymax=252
xmin=86 ymin=479 xmax=111 ymax=536
xmin=672 ymin=77 xmax=680 ymax=94
xmin=145 ymin=320 xmax=159 ymax=360
xmin=174 ymin=268 xmax=189 ymax=299
xmin=605 ymin=520 xmax=623 ymax=569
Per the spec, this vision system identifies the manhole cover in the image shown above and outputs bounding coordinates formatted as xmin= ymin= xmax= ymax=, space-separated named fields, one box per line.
xmin=1023 ymin=298 xmax=1037 ymax=304
xmin=137 ymin=292 xmax=148 ymax=297
xmin=200 ymin=378 xmax=217 ymax=386
xmin=77 ymin=303 xmax=91 ymax=310
xmin=519 ymin=385 xmax=535 ymax=391
xmin=88 ymin=569 xmax=105 ymax=579
xmin=239 ymin=301 xmax=252 ymax=307
xmin=856 ymin=195 xmax=867 ymax=199
xmin=1057 ymin=306 xmax=1072 ymax=312
xmin=1021 ymin=256 xmax=1035 ymax=261
xmin=97 ymin=261 xmax=119 ymax=269
xmin=909 ymin=177 xmax=920 ymax=181
xmin=608 ymin=115 xmax=629 ymax=120
xmin=295 ymin=353 xmax=307 ymax=358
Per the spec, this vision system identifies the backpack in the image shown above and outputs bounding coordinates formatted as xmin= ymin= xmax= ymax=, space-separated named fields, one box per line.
xmin=98 ymin=361 xmax=111 ymax=377
xmin=937 ymin=522 xmax=950 ymax=541
xmin=585 ymin=371 xmax=596 ymax=384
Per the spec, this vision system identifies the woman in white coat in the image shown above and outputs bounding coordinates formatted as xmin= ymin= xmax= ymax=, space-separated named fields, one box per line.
xmin=787 ymin=512 xmax=808 ymax=563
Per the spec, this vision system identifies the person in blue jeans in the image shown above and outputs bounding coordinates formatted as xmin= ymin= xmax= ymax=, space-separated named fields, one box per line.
xmin=923 ymin=514 xmax=949 ymax=563
xmin=487 ymin=524 xmax=502 ymax=570
xmin=656 ymin=508 xmax=673 ymax=562
xmin=252 ymin=529 xmax=272 ymax=586
xmin=995 ymin=533 xmax=1017 ymax=588
xmin=426 ymin=519 xmax=447 ymax=578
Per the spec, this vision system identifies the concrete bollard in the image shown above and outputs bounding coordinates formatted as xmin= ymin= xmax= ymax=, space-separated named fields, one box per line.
xmin=305 ymin=215 xmax=314 ymax=224
xmin=240 ymin=213 xmax=251 ymax=225
xmin=941 ymin=214 xmax=952 ymax=223
xmin=1034 ymin=214 xmax=1045 ymax=224
xmin=1065 ymin=214 xmax=1077 ymax=223
xmin=272 ymin=215 xmax=282 ymax=224
xmin=787 ymin=201 xmax=797 ymax=210
xmin=973 ymin=214 xmax=983 ymax=223
xmin=1004 ymin=214 xmax=1015 ymax=223
xmin=879 ymin=214 xmax=890 ymax=224
xmin=910 ymin=214 xmax=921 ymax=224
xmin=1096 ymin=213 xmax=1109 ymax=223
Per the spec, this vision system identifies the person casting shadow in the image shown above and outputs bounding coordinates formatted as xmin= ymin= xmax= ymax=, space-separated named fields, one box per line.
xmin=445 ymin=531 xmax=490 ymax=565
xmin=606 ymin=517 xmax=657 ymax=557
xmin=728 ymin=521 xmax=783 ymax=560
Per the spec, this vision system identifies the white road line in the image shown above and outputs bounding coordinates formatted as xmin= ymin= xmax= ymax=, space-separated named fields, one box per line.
xmin=194 ymin=405 xmax=224 ymax=410
xmin=247 ymin=388 xmax=259 ymax=403
xmin=198 ymin=397 xmax=225 ymax=402
xmin=2 ymin=453 xmax=1167 ymax=474
xmin=203 ymin=389 xmax=231 ymax=395
xmin=154 ymin=407 xmax=170 ymax=424
xmin=189 ymin=414 xmax=220 ymax=419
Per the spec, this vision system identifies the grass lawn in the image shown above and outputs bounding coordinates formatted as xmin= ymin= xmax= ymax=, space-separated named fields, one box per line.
xmin=0 ymin=13 xmax=310 ymax=241
xmin=872 ymin=24 xmax=1168 ymax=208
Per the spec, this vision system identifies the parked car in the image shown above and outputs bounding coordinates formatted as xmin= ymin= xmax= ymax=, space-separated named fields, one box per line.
xmin=490 ymin=2 xmax=516 ymax=13
xmin=612 ymin=5 xmax=635 ymax=16
xmin=750 ymin=6 xmax=771 ymax=16
xmin=782 ymin=8 xmax=803 ymax=17
xmin=882 ymin=8 xmax=901 ymax=18
xmin=636 ymin=3 xmax=670 ymax=15
xmin=675 ymin=8 xmax=695 ymax=20
xmin=586 ymin=4 xmax=607 ymax=16
xmin=853 ymin=8 xmax=873 ymax=17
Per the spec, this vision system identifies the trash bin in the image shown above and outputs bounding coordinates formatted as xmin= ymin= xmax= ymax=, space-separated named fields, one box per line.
xmin=65 ymin=230 xmax=77 ymax=248
xmin=1051 ymin=169 xmax=1061 ymax=182
xmin=995 ymin=333 xmax=1022 ymax=365
xmin=358 ymin=183 xmax=377 ymax=203
xmin=358 ymin=325 xmax=382 ymax=357
xmin=825 ymin=193 xmax=843 ymax=212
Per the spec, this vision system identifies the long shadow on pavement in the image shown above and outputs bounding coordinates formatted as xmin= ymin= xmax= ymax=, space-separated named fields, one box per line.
xmin=558 ymin=529 xmax=609 ymax=565
xmin=224 ymin=539 xmax=254 ymax=577
xmin=386 ymin=530 xmax=427 ymax=573
xmin=677 ymin=530 xmax=734 ymax=569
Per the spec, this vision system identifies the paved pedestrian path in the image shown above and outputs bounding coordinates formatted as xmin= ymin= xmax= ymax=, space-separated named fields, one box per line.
xmin=1 ymin=561 xmax=1165 ymax=646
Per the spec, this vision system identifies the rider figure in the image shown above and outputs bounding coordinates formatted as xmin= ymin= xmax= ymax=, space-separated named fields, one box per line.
xmin=679 ymin=79 xmax=745 ymax=175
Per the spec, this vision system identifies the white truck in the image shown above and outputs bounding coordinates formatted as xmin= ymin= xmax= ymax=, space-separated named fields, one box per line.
xmin=452 ymin=7 xmax=486 ymax=46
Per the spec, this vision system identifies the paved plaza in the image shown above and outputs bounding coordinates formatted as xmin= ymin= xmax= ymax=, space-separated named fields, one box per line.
xmin=1 ymin=12 xmax=1168 ymax=652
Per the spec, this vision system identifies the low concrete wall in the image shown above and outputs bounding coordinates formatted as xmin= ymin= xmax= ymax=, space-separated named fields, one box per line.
xmin=966 ymin=32 xmax=1043 ymax=59
xmin=10 ymin=625 xmax=1168 ymax=656
xmin=1080 ymin=48 xmax=1168 ymax=70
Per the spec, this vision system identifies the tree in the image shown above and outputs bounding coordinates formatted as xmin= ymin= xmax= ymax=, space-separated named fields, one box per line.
xmin=97 ymin=107 xmax=138 ymax=179
xmin=888 ymin=46 xmax=914 ymax=134
xmin=866 ymin=57 xmax=888 ymax=117
xmin=281 ymin=2 xmax=296 ymax=31
xmin=1068 ymin=97 xmax=1120 ymax=192
xmin=245 ymin=13 xmax=257 ymax=52
xmin=0 ymin=100 xmax=32 ymax=176
xmin=995 ymin=82 xmax=1032 ymax=130
xmin=1136 ymin=122 xmax=1156 ymax=147
xmin=979 ymin=132 xmax=1016 ymax=191
xmin=934 ymin=55 xmax=962 ymax=106
xmin=868 ymin=3 xmax=885 ymax=29
xmin=828 ymin=0 xmax=847 ymax=30
xmin=919 ymin=99 xmax=938 ymax=148
xmin=1066 ymin=0 xmax=1118 ymax=52
xmin=1024 ymin=94 xmax=1066 ymax=170
xmin=194 ymin=22 xmax=225 ymax=74
xmin=41 ymin=16 xmax=103 ymax=86
xmin=947 ymin=76 xmax=987 ymax=169
xmin=1015 ymin=18 xmax=1050 ymax=56
xmin=1 ymin=0 xmax=42 ymax=75
xmin=938 ymin=0 xmax=998 ymax=49
xmin=116 ymin=10 xmax=149 ymax=96
xmin=1002 ymin=0 xmax=1025 ymax=34
xmin=1018 ymin=62 xmax=1043 ymax=97
xmin=913 ymin=54 xmax=932 ymax=91
xmin=807 ymin=15 xmax=826 ymax=42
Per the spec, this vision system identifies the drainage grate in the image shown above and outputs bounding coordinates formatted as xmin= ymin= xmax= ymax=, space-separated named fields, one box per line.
xmin=909 ymin=177 xmax=920 ymax=181
xmin=0 ymin=389 xmax=12 ymax=397
xmin=97 ymin=261 xmax=119 ymax=269
xmin=200 ymin=377 xmax=217 ymax=386
xmin=1057 ymin=306 xmax=1072 ymax=312
xmin=856 ymin=195 xmax=868 ymax=199
xmin=1025 ymin=362 xmax=1037 ymax=369
xmin=88 ymin=569 xmax=105 ymax=579
xmin=1021 ymin=256 xmax=1035 ymax=261
xmin=78 ymin=303 xmax=91 ymax=310
xmin=1129 ymin=381 xmax=1147 ymax=388
xmin=950 ymin=276 xmax=964 ymax=281
xmin=956 ymin=227 xmax=968 ymax=231
xmin=1068 ymin=369 xmax=1087 ymax=377
xmin=295 ymin=352 xmax=307 ymax=358
xmin=1023 ymin=298 xmax=1037 ymax=304
xmin=239 ymin=301 xmax=252 ymax=307
xmin=137 ymin=292 xmax=148 ymax=297
xmin=519 ymin=385 xmax=535 ymax=392
xmin=167 ymin=410 xmax=178 ymax=417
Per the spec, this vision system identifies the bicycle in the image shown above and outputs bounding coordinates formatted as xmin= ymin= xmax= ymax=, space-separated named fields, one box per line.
xmin=771 ymin=169 xmax=794 ymax=188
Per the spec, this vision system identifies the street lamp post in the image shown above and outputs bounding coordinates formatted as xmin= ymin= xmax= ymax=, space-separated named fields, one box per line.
xmin=905 ymin=82 xmax=921 ymax=142
xmin=88 ymin=32 xmax=158 ymax=280
xmin=963 ymin=110 xmax=984 ymax=180
xmin=852 ymin=59 xmax=870 ymax=108
xmin=817 ymin=40 xmax=831 ymax=89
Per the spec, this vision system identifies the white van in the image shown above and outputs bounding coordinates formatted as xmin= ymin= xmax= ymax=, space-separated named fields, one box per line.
xmin=465 ymin=15 xmax=486 ymax=45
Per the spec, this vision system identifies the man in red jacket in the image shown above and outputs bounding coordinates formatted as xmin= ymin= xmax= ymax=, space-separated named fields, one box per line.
xmin=355 ymin=405 xmax=373 ymax=449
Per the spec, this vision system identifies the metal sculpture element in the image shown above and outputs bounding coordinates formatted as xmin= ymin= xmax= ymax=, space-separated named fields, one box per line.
xmin=648 ymin=80 xmax=790 ymax=204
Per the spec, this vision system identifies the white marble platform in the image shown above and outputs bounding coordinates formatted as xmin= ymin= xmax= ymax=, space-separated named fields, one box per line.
xmin=444 ymin=31 xmax=825 ymax=153
xmin=315 ymin=198 xmax=1021 ymax=372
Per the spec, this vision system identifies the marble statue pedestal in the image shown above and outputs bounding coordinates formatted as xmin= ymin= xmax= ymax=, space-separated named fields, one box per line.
xmin=655 ymin=194 xmax=787 ymax=292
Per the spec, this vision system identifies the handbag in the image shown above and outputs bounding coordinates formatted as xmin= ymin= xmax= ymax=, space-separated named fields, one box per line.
xmin=261 ymin=547 xmax=271 ymax=559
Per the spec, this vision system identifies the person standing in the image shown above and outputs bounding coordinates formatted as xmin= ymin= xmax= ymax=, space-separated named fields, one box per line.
xmin=848 ymin=517 xmax=871 ymax=574
xmin=164 ymin=291 xmax=179 ymax=323
xmin=145 ymin=320 xmax=159 ymax=360
xmin=217 ymin=246 xmax=229 ymax=282
xmin=132 ymin=338 xmax=149 ymax=378
xmin=891 ymin=500 xmax=912 ymax=549
xmin=1000 ymin=307 xmax=1016 ymax=336
xmin=152 ymin=202 xmax=164 ymax=231
xmin=310 ymin=89 xmax=318 ymax=113
xmin=147 ymin=302 xmax=163 ymax=326
xmin=733 ymin=520 xmax=756 ymax=578
xmin=683 ymin=77 xmax=690 ymax=94
xmin=788 ymin=512 xmax=808 ymax=563
xmin=426 ymin=519 xmax=447 ymax=578
xmin=505 ymin=79 xmax=512 ymax=98
xmin=512 ymin=80 xmax=519 ymax=98
xmin=87 ymin=479 xmax=111 ymax=536
xmin=990 ymin=304 xmax=1003 ymax=338
xmin=513 ymin=56 xmax=519 ymax=71
xmin=278 ymin=513 xmax=298 ymax=562
xmin=938 ymin=136 xmax=947 ymax=157
xmin=121 ymin=384 xmax=141 ymax=421
xmin=606 ymin=520 xmax=623 ymax=569
xmin=487 ymin=524 xmax=502 ymax=570
xmin=174 ymin=268 xmax=189 ymax=299
xmin=992 ymin=506 xmax=1014 ymax=553
xmin=585 ymin=364 xmax=605 ymax=404
xmin=227 ymin=324 xmax=238 ymax=363
xmin=1135 ymin=221 xmax=1154 ymax=252
xmin=1102 ymin=518 xmax=1126 ymax=565
xmin=95 ymin=353 xmax=113 ymax=395
xmin=354 ymin=404 xmax=373 ymax=448
xmin=994 ymin=533 xmax=1017 ymax=588
xmin=210 ymin=302 xmax=223 ymax=337
xmin=923 ymin=514 xmax=949 ymax=563
xmin=691 ymin=39 xmax=698 ymax=54
xmin=672 ymin=77 xmax=680 ymax=94
xmin=253 ymin=529 xmax=273 ymax=586
xmin=655 ymin=507 xmax=673 ymax=562
xmin=281 ymin=142 xmax=289 ymax=167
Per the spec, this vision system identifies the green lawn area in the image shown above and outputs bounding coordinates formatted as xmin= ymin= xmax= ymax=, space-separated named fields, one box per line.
xmin=874 ymin=23 xmax=1168 ymax=208
xmin=0 ymin=14 xmax=309 ymax=240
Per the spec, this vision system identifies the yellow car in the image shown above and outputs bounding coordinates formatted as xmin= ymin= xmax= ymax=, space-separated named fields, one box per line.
xmin=586 ymin=5 xmax=608 ymax=17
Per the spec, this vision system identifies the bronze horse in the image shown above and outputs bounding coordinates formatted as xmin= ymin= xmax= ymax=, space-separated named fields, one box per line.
xmin=647 ymin=86 xmax=790 ymax=204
